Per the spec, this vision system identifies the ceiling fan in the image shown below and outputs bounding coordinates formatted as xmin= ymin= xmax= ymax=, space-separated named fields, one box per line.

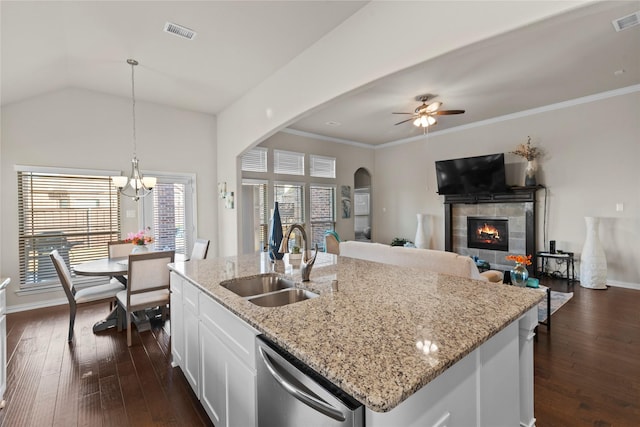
xmin=393 ymin=94 xmax=465 ymax=128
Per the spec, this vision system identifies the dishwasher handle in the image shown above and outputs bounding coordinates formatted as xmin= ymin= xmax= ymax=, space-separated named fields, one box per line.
xmin=258 ymin=346 xmax=347 ymax=422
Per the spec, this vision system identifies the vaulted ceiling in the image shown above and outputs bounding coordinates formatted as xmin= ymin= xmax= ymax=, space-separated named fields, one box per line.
xmin=2 ymin=1 xmax=639 ymax=146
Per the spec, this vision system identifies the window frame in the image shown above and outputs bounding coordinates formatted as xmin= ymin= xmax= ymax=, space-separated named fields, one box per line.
xmin=15 ymin=165 xmax=121 ymax=291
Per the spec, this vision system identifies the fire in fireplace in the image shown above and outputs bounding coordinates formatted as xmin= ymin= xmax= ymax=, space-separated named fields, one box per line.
xmin=467 ymin=217 xmax=509 ymax=251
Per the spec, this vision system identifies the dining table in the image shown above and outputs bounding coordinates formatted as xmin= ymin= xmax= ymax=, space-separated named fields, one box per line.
xmin=74 ymin=252 xmax=183 ymax=334
xmin=74 ymin=257 xmax=129 ymax=332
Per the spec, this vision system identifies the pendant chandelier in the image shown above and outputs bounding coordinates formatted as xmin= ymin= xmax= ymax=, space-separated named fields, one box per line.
xmin=111 ymin=59 xmax=156 ymax=201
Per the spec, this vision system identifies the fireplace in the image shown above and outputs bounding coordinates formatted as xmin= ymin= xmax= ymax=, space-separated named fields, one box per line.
xmin=467 ymin=217 xmax=509 ymax=252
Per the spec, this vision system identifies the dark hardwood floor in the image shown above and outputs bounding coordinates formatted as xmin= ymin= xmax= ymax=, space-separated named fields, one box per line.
xmin=0 ymin=280 xmax=637 ymax=426
xmin=0 ymin=303 xmax=212 ymax=427
xmin=534 ymin=279 xmax=640 ymax=426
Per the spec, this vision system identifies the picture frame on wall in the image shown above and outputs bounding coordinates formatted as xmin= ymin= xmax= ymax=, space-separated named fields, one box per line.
xmin=341 ymin=185 xmax=351 ymax=219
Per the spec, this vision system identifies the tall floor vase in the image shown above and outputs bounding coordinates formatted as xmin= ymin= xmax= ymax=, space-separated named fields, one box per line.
xmin=414 ymin=213 xmax=428 ymax=249
xmin=580 ymin=216 xmax=607 ymax=289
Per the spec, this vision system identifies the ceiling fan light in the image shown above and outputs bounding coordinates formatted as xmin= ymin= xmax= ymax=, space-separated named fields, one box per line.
xmin=413 ymin=117 xmax=422 ymax=127
xmin=427 ymin=116 xmax=436 ymax=126
xmin=420 ymin=116 xmax=429 ymax=127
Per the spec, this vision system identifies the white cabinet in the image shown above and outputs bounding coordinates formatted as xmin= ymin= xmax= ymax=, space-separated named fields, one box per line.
xmin=0 ymin=278 xmax=8 ymax=405
xmin=183 ymin=280 xmax=200 ymax=397
xmin=170 ymin=273 xmax=184 ymax=368
xmin=170 ymin=273 xmax=258 ymax=426
xmin=199 ymin=292 xmax=257 ymax=427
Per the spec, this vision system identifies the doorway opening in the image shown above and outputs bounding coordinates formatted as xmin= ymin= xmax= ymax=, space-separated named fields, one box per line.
xmin=354 ymin=168 xmax=371 ymax=241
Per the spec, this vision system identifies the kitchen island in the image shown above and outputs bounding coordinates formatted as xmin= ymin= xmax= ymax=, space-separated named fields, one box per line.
xmin=169 ymin=252 xmax=544 ymax=426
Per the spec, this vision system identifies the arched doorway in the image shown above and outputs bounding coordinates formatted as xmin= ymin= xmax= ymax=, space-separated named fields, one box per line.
xmin=354 ymin=168 xmax=371 ymax=241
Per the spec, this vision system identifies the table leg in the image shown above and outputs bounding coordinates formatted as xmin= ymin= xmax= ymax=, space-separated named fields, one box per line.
xmin=93 ymin=307 xmax=120 ymax=332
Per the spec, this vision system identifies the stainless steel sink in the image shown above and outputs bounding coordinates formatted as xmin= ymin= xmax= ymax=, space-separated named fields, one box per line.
xmin=247 ymin=288 xmax=318 ymax=307
xmin=221 ymin=274 xmax=296 ymax=297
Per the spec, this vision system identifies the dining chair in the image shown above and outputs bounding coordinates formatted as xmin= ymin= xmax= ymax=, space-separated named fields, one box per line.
xmin=190 ymin=238 xmax=210 ymax=260
xmin=108 ymin=240 xmax=134 ymax=258
xmin=49 ymin=249 xmax=125 ymax=342
xmin=116 ymin=250 xmax=175 ymax=346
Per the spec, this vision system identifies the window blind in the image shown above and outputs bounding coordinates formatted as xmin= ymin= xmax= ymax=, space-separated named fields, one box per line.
xmin=274 ymin=150 xmax=304 ymax=175
xmin=243 ymin=179 xmax=269 ymax=251
xmin=17 ymin=170 xmax=120 ymax=286
xmin=241 ymin=147 xmax=268 ymax=172
xmin=310 ymin=155 xmax=336 ymax=178
xmin=310 ymin=185 xmax=336 ymax=250
xmin=274 ymin=183 xmax=304 ymax=226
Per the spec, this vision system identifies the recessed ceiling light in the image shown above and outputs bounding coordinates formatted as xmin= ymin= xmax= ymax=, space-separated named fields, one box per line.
xmin=164 ymin=22 xmax=197 ymax=40
xmin=325 ymin=121 xmax=341 ymax=127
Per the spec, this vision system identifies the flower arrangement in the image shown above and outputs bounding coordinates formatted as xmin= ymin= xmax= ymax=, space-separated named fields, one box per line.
xmin=124 ymin=228 xmax=153 ymax=246
xmin=505 ymin=254 xmax=532 ymax=266
xmin=510 ymin=136 xmax=542 ymax=161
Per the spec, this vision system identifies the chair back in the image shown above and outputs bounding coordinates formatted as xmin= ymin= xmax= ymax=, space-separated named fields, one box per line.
xmin=190 ymin=238 xmax=210 ymax=261
xmin=49 ymin=249 xmax=76 ymax=302
xmin=127 ymin=250 xmax=175 ymax=295
xmin=108 ymin=240 xmax=134 ymax=258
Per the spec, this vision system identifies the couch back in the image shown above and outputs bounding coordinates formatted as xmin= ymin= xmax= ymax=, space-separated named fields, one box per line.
xmin=339 ymin=241 xmax=485 ymax=281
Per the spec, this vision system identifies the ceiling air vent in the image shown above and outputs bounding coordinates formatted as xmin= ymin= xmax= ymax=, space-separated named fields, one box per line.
xmin=612 ymin=11 xmax=640 ymax=32
xmin=164 ymin=22 xmax=197 ymax=40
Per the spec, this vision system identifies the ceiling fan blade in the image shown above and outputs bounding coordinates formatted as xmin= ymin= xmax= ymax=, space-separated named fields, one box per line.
xmin=394 ymin=118 xmax=415 ymax=125
xmin=392 ymin=112 xmax=414 ymax=115
xmin=431 ymin=109 xmax=465 ymax=115
xmin=425 ymin=101 xmax=442 ymax=113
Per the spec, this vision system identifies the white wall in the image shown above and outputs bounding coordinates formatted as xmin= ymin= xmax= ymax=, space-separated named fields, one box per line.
xmin=373 ymin=91 xmax=640 ymax=287
xmin=253 ymin=131 xmax=374 ymax=242
xmin=1 ymin=88 xmax=217 ymax=310
xmin=216 ymin=1 xmax=586 ymax=256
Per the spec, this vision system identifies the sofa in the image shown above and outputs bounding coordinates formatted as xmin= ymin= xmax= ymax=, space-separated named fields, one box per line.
xmin=338 ymin=241 xmax=503 ymax=283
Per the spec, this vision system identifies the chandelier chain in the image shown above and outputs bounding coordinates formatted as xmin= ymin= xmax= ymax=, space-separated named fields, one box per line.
xmin=130 ymin=60 xmax=137 ymax=158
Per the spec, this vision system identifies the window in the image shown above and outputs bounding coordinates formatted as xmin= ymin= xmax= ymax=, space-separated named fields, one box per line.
xmin=241 ymin=147 xmax=268 ymax=173
xmin=242 ymin=179 xmax=268 ymax=252
xmin=17 ymin=167 xmax=120 ymax=287
xmin=274 ymin=150 xmax=304 ymax=175
xmin=274 ymin=183 xmax=304 ymax=252
xmin=310 ymin=185 xmax=336 ymax=250
xmin=142 ymin=173 xmax=195 ymax=257
xmin=310 ymin=155 xmax=336 ymax=178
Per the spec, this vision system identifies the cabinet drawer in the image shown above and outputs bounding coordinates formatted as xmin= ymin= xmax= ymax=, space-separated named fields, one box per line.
xmin=199 ymin=294 xmax=258 ymax=369
xmin=183 ymin=280 xmax=199 ymax=314
xmin=170 ymin=272 xmax=183 ymax=293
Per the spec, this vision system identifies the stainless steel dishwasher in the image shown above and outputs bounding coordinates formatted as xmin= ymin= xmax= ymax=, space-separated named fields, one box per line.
xmin=256 ymin=335 xmax=364 ymax=427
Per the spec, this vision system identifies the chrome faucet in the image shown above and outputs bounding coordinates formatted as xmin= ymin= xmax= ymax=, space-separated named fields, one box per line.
xmin=279 ymin=224 xmax=318 ymax=281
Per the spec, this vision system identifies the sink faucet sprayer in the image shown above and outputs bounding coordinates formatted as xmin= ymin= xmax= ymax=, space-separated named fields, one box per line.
xmin=278 ymin=224 xmax=317 ymax=281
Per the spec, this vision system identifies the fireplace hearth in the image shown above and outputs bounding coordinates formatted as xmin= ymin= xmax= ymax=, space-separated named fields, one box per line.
xmin=467 ymin=217 xmax=509 ymax=251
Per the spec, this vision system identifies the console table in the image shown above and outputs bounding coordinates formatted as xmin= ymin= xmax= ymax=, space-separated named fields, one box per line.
xmin=536 ymin=251 xmax=575 ymax=287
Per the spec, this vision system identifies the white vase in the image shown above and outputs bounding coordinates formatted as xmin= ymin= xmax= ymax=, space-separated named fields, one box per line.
xmin=415 ymin=213 xmax=428 ymax=249
xmin=131 ymin=244 xmax=149 ymax=254
xmin=525 ymin=159 xmax=538 ymax=186
xmin=579 ymin=217 xmax=607 ymax=289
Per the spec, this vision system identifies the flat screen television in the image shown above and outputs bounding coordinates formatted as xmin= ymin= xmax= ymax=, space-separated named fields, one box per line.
xmin=435 ymin=153 xmax=507 ymax=195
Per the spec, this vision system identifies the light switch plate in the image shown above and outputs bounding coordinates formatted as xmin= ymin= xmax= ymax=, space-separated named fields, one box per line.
xmin=616 ymin=203 xmax=624 ymax=212
xmin=126 ymin=209 xmax=136 ymax=218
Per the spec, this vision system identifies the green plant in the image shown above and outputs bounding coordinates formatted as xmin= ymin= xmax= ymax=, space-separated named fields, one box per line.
xmin=291 ymin=246 xmax=301 ymax=254
xmin=390 ymin=237 xmax=412 ymax=247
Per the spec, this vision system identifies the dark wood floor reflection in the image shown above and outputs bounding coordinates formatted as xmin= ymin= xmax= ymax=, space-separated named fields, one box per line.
xmin=0 ymin=303 xmax=212 ymax=427
xmin=534 ymin=279 xmax=640 ymax=426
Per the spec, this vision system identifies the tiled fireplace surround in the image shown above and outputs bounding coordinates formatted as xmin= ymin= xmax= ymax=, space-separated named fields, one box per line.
xmin=443 ymin=187 xmax=539 ymax=275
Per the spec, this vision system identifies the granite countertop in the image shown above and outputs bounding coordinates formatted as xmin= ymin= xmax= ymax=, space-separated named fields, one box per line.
xmin=169 ymin=252 xmax=544 ymax=412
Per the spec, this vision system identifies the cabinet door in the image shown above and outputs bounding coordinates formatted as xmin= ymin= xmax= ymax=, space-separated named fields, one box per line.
xmin=183 ymin=282 xmax=200 ymax=397
xmin=226 ymin=345 xmax=256 ymax=427
xmin=200 ymin=322 xmax=226 ymax=426
xmin=170 ymin=277 xmax=184 ymax=368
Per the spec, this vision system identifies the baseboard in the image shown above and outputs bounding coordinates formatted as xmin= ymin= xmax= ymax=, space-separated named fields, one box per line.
xmin=7 ymin=298 xmax=68 ymax=314
xmin=607 ymin=280 xmax=640 ymax=291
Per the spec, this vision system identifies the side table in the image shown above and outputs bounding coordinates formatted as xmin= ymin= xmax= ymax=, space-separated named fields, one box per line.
xmin=536 ymin=251 xmax=575 ymax=288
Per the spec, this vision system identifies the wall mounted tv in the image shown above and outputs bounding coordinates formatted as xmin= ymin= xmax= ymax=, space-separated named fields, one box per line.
xmin=435 ymin=153 xmax=507 ymax=195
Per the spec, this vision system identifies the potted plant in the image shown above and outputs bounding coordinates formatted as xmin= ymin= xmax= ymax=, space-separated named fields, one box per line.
xmin=510 ymin=136 xmax=543 ymax=186
xmin=288 ymin=245 xmax=302 ymax=265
